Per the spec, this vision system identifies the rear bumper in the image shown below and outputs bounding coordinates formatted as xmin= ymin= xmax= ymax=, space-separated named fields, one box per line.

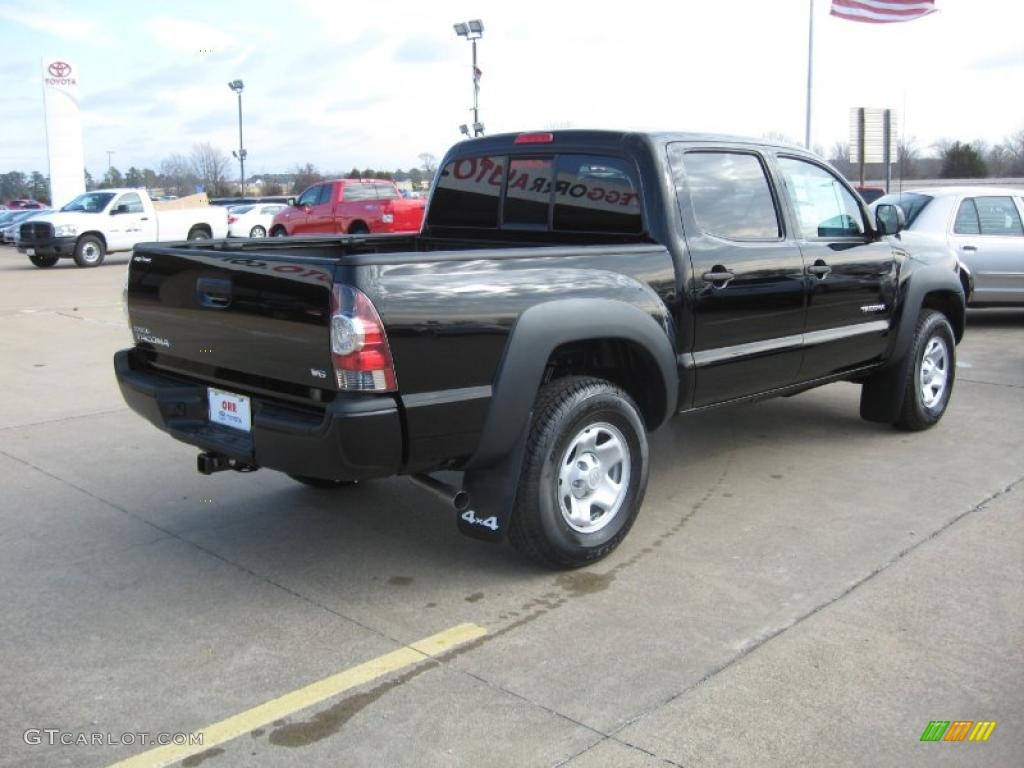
xmin=114 ymin=348 xmax=403 ymax=481
xmin=18 ymin=236 xmax=77 ymax=257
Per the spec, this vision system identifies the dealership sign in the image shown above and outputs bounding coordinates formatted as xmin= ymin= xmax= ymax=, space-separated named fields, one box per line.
xmin=41 ymin=58 xmax=85 ymax=208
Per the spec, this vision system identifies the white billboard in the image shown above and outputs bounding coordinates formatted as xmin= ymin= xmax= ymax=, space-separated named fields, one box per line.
xmin=42 ymin=59 xmax=86 ymax=208
xmin=848 ymin=108 xmax=898 ymax=165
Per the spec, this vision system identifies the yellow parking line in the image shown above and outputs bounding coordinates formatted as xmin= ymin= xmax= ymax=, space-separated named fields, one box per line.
xmin=106 ymin=622 xmax=487 ymax=768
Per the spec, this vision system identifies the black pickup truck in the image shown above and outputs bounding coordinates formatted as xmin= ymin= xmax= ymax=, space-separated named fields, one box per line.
xmin=116 ymin=130 xmax=965 ymax=568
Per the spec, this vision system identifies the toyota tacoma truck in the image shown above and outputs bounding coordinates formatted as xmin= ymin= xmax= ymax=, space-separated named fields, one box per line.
xmin=115 ymin=131 xmax=965 ymax=568
xmin=18 ymin=189 xmax=228 ymax=268
xmin=269 ymin=178 xmax=425 ymax=237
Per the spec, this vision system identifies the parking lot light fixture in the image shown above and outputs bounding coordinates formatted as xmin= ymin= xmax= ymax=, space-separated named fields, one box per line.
xmin=228 ymin=80 xmax=246 ymax=196
xmin=453 ymin=19 xmax=484 ymax=137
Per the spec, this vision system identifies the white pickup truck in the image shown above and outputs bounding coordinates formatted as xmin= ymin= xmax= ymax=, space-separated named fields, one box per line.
xmin=16 ymin=188 xmax=228 ymax=268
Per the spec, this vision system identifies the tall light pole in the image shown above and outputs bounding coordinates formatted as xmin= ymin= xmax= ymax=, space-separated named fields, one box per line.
xmin=228 ymin=79 xmax=247 ymax=196
xmin=453 ymin=19 xmax=484 ymax=137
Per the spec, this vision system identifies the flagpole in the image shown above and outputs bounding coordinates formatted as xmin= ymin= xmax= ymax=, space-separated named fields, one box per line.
xmin=805 ymin=0 xmax=814 ymax=149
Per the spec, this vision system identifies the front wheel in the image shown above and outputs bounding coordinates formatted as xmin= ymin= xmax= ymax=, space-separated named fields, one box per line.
xmin=509 ymin=376 xmax=649 ymax=569
xmin=73 ymin=235 xmax=105 ymax=267
xmin=29 ymin=254 xmax=59 ymax=268
xmin=893 ymin=310 xmax=956 ymax=430
xmin=249 ymin=225 xmax=267 ymax=238
xmin=271 ymin=227 xmax=287 ymax=237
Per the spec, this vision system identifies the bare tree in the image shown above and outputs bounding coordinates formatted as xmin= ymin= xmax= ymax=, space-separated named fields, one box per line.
xmin=989 ymin=128 xmax=1024 ymax=177
xmin=418 ymin=153 xmax=437 ymax=175
xmin=829 ymin=142 xmax=853 ymax=177
xmin=190 ymin=142 xmax=231 ymax=196
xmin=897 ymin=137 xmax=920 ymax=179
xmin=160 ymin=153 xmax=197 ymax=197
xmin=291 ymin=163 xmax=323 ymax=195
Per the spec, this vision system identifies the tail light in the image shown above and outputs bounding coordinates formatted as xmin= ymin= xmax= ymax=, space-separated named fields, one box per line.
xmin=330 ymin=285 xmax=397 ymax=392
xmin=228 ymin=215 xmax=238 ymax=224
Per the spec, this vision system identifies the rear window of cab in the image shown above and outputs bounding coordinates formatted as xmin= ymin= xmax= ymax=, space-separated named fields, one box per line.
xmin=427 ymin=154 xmax=643 ymax=234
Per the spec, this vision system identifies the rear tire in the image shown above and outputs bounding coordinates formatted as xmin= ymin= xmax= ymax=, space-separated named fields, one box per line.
xmin=288 ymin=474 xmax=359 ymax=489
xmin=348 ymin=222 xmax=370 ymax=235
xmin=509 ymin=376 xmax=648 ymax=569
xmin=73 ymin=235 xmax=105 ymax=267
xmin=249 ymin=225 xmax=267 ymax=238
xmin=893 ymin=310 xmax=956 ymax=430
xmin=187 ymin=226 xmax=211 ymax=241
xmin=29 ymin=254 xmax=59 ymax=268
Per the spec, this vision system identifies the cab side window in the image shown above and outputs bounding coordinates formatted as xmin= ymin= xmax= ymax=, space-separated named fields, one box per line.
xmin=373 ymin=183 xmax=400 ymax=201
xmin=953 ymin=199 xmax=981 ymax=235
xmin=296 ymin=186 xmax=320 ymax=207
xmin=673 ymin=150 xmax=780 ymax=240
xmin=343 ymin=183 xmax=377 ymax=202
xmin=119 ymin=193 xmax=144 ymax=213
xmin=975 ymin=196 xmax=1023 ymax=236
xmin=778 ymin=157 xmax=865 ymax=238
xmin=317 ymin=184 xmax=334 ymax=206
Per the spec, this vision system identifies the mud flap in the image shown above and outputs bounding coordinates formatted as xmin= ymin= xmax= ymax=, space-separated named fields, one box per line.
xmin=860 ymin=354 xmax=912 ymax=424
xmin=458 ymin=425 xmax=529 ymax=542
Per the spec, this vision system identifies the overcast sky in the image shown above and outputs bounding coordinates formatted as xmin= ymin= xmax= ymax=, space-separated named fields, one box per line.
xmin=1 ymin=0 xmax=1021 ymax=178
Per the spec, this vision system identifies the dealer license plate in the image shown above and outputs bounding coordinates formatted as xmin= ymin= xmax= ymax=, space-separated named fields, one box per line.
xmin=26 ymin=248 xmax=35 ymax=256
xmin=208 ymin=388 xmax=251 ymax=432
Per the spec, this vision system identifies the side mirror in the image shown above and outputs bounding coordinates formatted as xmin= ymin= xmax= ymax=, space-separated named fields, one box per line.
xmin=288 ymin=197 xmax=297 ymax=207
xmin=875 ymin=203 xmax=906 ymax=236
xmin=111 ymin=204 xmax=130 ymax=215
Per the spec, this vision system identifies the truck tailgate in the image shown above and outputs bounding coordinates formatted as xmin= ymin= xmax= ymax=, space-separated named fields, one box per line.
xmin=127 ymin=247 xmax=337 ymax=388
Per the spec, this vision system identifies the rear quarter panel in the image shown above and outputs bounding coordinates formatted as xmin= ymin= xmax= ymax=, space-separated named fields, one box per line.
xmin=351 ymin=245 xmax=677 ymax=471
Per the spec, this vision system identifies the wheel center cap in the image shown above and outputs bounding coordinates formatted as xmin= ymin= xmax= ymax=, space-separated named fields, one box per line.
xmin=587 ymin=467 xmax=602 ymax=489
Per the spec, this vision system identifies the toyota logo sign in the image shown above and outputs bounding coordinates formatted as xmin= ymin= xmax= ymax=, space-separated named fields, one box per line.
xmin=48 ymin=61 xmax=72 ymax=78
xmin=44 ymin=60 xmax=77 ymax=87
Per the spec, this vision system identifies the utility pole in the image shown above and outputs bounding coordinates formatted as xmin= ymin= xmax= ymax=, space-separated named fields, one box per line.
xmin=228 ymin=80 xmax=247 ymax=196
xmin=454 ymin=20 xmax=485 ymax=137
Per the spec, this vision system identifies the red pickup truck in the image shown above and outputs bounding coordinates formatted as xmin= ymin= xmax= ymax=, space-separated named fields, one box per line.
xmin=270 ymin=179 xmax=425 ymax=237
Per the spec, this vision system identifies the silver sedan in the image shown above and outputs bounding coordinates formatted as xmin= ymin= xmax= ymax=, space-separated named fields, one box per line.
xmin=873 ymin=186 xmax=1024 ymax=306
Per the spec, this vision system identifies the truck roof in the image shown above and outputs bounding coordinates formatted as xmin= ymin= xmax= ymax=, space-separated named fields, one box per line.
xmin=450 ymin=129 xmax=813 ymax=155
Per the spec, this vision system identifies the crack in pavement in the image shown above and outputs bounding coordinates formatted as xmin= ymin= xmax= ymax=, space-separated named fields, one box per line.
xmin=554 ymin=733 xmax=687 ymax=768
xmin=605 ymin=473 xmax=1024 ymax=744
xmin=958 ymin=377 xmax=1024 ymax=390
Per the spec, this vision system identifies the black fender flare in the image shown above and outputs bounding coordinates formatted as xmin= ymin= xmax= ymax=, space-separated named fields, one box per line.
xmin=861 ymin=260 xmax=964 ymax=423
xmin=460 ymin=298 xmax=678 ymax=542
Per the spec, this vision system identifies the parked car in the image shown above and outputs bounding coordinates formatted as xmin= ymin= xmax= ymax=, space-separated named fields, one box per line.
xmin=872 ymin=187 xmax=1024 ymax=306
xmin=17 ymin=189 xmax=227 ymax=268
xmin=855 ymin=185 xmax=886 ymax=204
xmin=228 ymin=203 xmax=287 ymax=238
xmin=116 ymin=129 xmax=965 ymax=568
xmin=269 ymin=179 xmax=425 ymax=236
xmin=2 ymin=209 xmax=50 ymax=243
xmin=6 ymin=199 xmax=47 ymax=210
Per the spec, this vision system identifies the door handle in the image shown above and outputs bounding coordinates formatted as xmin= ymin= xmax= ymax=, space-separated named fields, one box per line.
xmin=702 ymin=268 xmax=735 ymax=287
xmin=960 ymin=245 xmax=977 ymax=252
xmin=807 ymin=260 xmax=832 ymax=279
xmin=140 ymin=216 xmax=150 ymax=221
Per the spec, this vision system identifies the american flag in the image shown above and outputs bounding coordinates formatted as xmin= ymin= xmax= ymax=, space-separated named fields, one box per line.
xmin=830 ymin=0 xmax=937 ymax=24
